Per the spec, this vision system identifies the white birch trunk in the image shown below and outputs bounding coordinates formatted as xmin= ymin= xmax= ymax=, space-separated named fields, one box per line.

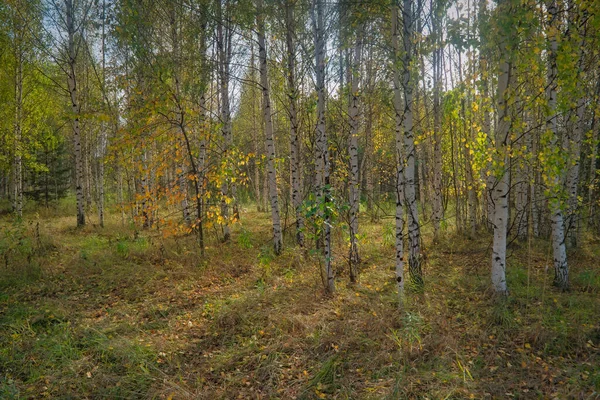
xmin=312 ymin=0 xmax=334 ymax=293
xmin=250 ymin=41 xmax=263 ymax=212
xmin=564 ymin=96 xmax=584 ymax=247
xmin=491 ymin=0 xmax=511 ymax=295
xmin=392 ymin=3 xmax=405 ymax=304
xmin=66 ymin=0 xmax=85 ymax=227
xmin=347 ymin=26 xmax=363 ymax=283
xmin=545 ymin=0 xmax=568 ymax=291
xmin=286 ymin=1 xmax=304 ymax=247
xmin=258 ymin=0 xmax=283 ymax=255
xmin=401 ymin=0 xmax=422 ymax=288
xmin=217 ymin=0 xmax=232 ymax=241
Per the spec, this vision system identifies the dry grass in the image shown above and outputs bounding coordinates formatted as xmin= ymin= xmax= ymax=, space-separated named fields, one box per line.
xmin=1 ymin=206 xmax=599 ymax=399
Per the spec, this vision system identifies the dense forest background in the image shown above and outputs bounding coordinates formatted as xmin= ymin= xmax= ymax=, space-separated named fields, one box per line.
xmin=1 ymin=0 xmax=599 ymax=398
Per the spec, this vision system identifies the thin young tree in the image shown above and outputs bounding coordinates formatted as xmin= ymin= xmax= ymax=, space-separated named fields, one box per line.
xmin=285 ymin=0 xmax=304 ymax=247
xmin=65 ymin=0 xmax=86 ymax=227
xmin=312 ymin=0 xmax=334 ymax=293
xmin=545 ymin=0 xmax=568 ymax=290
xmin=346 ymin=15 xmax=363 ymax=283
xmin=257 ymin=0 xmax=283 ymax=255
xmin=401 ymin=0 xmax=422 ymax=288
xmin=392 ymin=0 xmax=405 ymax=304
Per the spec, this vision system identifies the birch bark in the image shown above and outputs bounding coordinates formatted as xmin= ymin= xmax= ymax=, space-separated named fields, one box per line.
xmin=491 ymin=0 xmax=511 ymax=295
xmin=545 ymin=0 xmax=568 ymax=291
xmin=258 ymin=0 xmax=283 ymax=255
xmin=402 ymin=0 xmax=423 ymax=288
xmin=392 ymin=2 xmax=405 ymax=304
xmin=347 ymin=25 xmax=363 ymax=283
xmin=66 ymin=0 xmax=85 ymax=227
xmin=286 ymin=0 xmax=304 ymax=246
xmin=312 ymin=0 xmax=334 ymax=293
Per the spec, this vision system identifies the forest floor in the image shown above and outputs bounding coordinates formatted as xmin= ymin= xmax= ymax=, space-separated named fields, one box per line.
xmin=1 ymin=204 xmax=599 ymax=399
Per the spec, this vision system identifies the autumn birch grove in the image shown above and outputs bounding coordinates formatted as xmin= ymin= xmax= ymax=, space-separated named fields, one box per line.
xmin=1 ymin=0 xmax=600 ymax=397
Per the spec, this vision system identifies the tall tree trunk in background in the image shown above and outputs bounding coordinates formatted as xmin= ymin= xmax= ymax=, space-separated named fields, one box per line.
xmin=564 ymin=19 xmax=586 ymax=248
xmin=217 ymin=0 xmax=233 ymax=241
xmin=456 ymin=40 xmax=476 ymax=238
xmin=196 ymin=90 xmax=207 ymax=253
xmin=565 ymin=96 xmax=583 ymax=247
xmin=195 ymin=16 xmax=209 ymax=254
xmin=258 ymin=0 xmax=283 ymax=255
xmin=402 ymin=0 xmax=422 ymax=288
xmin=531 ymin=132 xmax=540 ymax=237
xmin=97 ymin=0 xmax=107 ymax=228
xmin=170 ymin=6 xmax=191 ymax=226
xmin=361 ymin=36 xmax=375 ymax=221
xmin=432 ymin=0 xmax=443 ymax=241
xmin=347 ymin=25 xmax=363 ymax=283
xmin=84 ymin=130 xmax=93 ymax=210
xmin=97 ymin=128 xmax=106 ymax=227
xmin=545 ymin=0 xmax=568 ymax=291
xmin=478 ymin=0 xmax=494 ymax=230
xmin=13 ymin=22 xmax=23 ymax=218
xmin=286 ymin=0 xmax=303 ymax=246
xmin=392 ymin=2 xmax=405 ymax=304
xmin=178 ymin=152 xmax=191 ymax=224
xmin=515 ymin=108 xmax=530 ymax=239
xmin=312 ymin=0 xmax=334 ymax=293
xmin=66 ymin=0 xmax=85 ymax=227
xmin=491 ymin=0 xmax=511 ymax=296
xmin=250 ymin=40 xmax=263 ymax=212
xmin=589 ymin=75 xmax=600 ymax=226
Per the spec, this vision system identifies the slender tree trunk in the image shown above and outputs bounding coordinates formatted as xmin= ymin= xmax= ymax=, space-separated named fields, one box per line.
xmin=13 ymin=30 xmax=23 ymax=218
xmin=491 ymin=0 xmax=511 ymax=296
xmin=531 ymin=133 xmax=540 ymax=237
xmin=97 ymin=0 xmax=107 ymax=228
xmin=564 ymin=94 xmax=584 ymax=248
xmin=515 ymin=113 xmax=530 ymax=239
xmin=347 ymin=25 xmax=363 ymax=283
xmin=97 ymin=129 xmax=106 ymax=227
xmin=66 ymin=0 xmax=85 ymax=227
xmin=545 ymin=0 xmax=568 ymax=291
xmin=589 ymin=75 xmax=600 ymax=226
xmin=217 ymin=0 xmax=233 ymax=241
xmin=457 ymin=44 xmax=476 ymax=238
xmin=286 ymin=0 xmax=304 ymax=246
xmin=392 ymin=2 xmax=405 ymax=304
xmin=258 ymin=0 xmax=283 ymax=255
xmin=250 ymin=40 xmax=263 ymax=212
xmin=432 ymin=0 xmax=443 ymax=241
xmin=401 ymin=0 xmax=422 ymax=288
xmin=312 ymin=0 xmax=334 ymax=293
xmin=361 ymin=37 xmax=375 ymax=221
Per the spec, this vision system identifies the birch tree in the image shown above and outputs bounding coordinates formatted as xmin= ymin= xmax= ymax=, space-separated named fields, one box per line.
xmin=312 ymin=0 xmax=334 ymax=293
xmin=490 ymin=0 xmax=512 ymax=296
xmin=65 ymin=0 xmax=86 ymax=227
xmin=258 ymin=0 xmax=283 ymax=255
xmin=217 ymin=0 xmax=233 ymax=242
xmin=346 ymin=16 xmax=363 ymax=283
xmin=431 ymin=0 xmax=443 ymax=242
xmin=392 ymin=1 xmax=405 ymax=303
xmin=401 ymin=0 xmax=422 ymax=288
xmin=285 ymin=0 xmax=303 ymax=247
xmin=544 ymin=0 xmax=568 ymax=291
